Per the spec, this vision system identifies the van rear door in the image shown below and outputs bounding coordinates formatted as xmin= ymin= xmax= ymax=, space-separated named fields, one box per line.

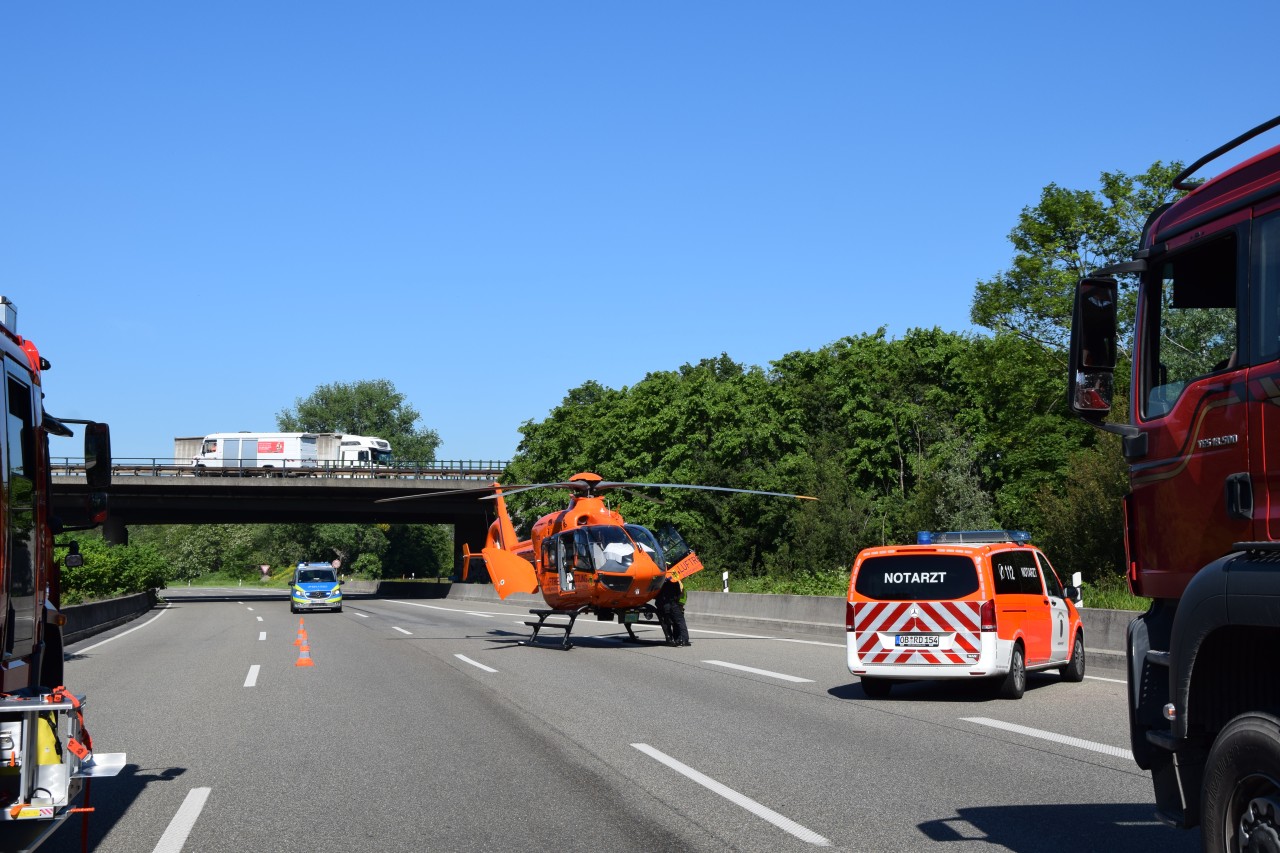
xmin=851 ymin=553 xmax=981 ymax=666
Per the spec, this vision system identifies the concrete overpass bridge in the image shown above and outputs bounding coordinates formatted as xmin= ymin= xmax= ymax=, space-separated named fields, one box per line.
xmin=50 ymin=460 xmax=509 ymax=568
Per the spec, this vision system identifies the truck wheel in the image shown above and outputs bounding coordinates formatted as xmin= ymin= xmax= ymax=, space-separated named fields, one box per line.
xmin=1060 ymin=632 xmax=1086 ymax=682
xmin=860 ymin=677 xmax=891 ymax=699
xmin=998 ymin=642 xmax=1026 ymax=699
xmin=1202 ymin=712 xmax=1280 ymax=853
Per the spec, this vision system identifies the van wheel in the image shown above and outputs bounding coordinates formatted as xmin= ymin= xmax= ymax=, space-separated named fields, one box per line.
xmin=998 ymin=643 xmax=1026 ymax=699
xmin=860 ymin=677 xmax=892 ymax=699
xmin=1202 ymin=712 xmax=1280 ymax=853
xmin=1060 ymin=632 xmax=1086 ymax=682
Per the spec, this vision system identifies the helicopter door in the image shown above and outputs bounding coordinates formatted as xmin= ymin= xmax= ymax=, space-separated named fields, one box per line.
xmin=656 ymin=525 xmax=692 ymax=566
xmin=657 ymin=523 xmax=705 ymax=582
xmin=548 ymin=536 xmax=574 ymax=592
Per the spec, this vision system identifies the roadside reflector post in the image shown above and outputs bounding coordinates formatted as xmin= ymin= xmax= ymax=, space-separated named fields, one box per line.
xmin=722 ymin=571 xmax=729 ymax=593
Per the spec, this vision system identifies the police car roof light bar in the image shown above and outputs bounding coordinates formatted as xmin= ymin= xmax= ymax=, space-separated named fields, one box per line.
xmin=917 ymin=530 xmax=1032 ymax=545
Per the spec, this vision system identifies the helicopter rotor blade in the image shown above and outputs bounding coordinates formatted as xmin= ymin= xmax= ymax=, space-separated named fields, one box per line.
xmin=611 ymin=487 xmax=665 ymax=504
xmin=477 ymin=481 xmax=584 ymax=500
xmin=597 ymin=482 xmax=817 ymax=501
xmin=373 ymin=485 xmax=499 ymax=504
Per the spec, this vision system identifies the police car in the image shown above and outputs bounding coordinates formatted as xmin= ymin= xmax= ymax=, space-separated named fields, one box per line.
xmin=845 ymin=530 xmax=1085 ymax=699
xmin=290 ymin=562 xmax=344 ymax=613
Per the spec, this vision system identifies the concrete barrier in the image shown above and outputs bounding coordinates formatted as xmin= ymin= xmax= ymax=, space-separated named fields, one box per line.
xmin=444 ymin=583 xmax=1138 ymax=670
xmin=63 ymin=591 xmax=157 ymax=645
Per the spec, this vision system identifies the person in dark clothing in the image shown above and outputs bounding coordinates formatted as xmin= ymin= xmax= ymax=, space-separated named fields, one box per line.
xmin=656 ymin=577 xmax=690 ymax=646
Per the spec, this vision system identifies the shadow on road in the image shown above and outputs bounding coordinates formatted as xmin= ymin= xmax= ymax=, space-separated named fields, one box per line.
xmin=35 ymin=764 xmax=188 ymax=853
xmin=827 ymin=674 xmax=1063 ymax=703
xmin=917 ymin=801 xmax=1199 ymax=852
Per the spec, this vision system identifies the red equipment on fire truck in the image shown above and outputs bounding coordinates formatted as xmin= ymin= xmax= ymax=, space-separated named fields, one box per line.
xmin=1069 ymin=116 xmax=1280 ymax=852
xmin=0 ymin=297 xmax=124 ymax=850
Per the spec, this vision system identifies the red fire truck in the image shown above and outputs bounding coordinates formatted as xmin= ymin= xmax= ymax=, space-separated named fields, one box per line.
xmin=0 ymin=297 xmax=123 ymax=849
xmin=1069 ymin=116 xmax=1280 ymax=852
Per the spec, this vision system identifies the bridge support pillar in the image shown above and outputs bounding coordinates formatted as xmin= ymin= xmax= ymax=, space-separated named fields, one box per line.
xmin=102 ymin=515 xmax=128 ymax=546
xmin=453 ymin=514 xmax=490 ymax=582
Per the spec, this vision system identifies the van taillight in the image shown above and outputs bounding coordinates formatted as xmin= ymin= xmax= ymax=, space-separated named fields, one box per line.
xmin=980 ymin=599 xmax=996 ymax=632
xmin=846 ymin=601 xmax=855 ymax=632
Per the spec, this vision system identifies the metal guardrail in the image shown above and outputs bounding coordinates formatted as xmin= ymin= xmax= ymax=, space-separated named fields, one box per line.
xmin=51 ymin=458 xmax=510 ymax=481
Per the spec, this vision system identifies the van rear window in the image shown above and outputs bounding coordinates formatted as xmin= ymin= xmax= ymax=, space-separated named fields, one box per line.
xmin=854 ymin=554 xmax=980 ymax=601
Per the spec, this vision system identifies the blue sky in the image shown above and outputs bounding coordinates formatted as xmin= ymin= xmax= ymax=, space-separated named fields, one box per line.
xmin=3 ymin=2 xmax=1277 ymax=463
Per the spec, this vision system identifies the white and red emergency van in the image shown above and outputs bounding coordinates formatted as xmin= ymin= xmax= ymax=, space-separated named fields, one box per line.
xmin=846 ymin=530 xmax=1086 ymax=699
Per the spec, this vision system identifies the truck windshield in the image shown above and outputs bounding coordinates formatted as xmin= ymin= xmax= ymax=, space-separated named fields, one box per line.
xmin=1140 ymin=233 xmax=1239 ymax=419
xmin=854 ymin=554 xmax=980 ymax=601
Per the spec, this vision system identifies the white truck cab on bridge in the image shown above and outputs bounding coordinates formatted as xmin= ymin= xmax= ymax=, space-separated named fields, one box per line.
xmin=189 ymin=432 xmax=393 ymax=474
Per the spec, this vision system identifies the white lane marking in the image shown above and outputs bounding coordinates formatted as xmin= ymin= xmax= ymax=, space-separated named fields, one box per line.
xmin=776 ymin=638 xmax=844 ymax=648
xmin=355 ymin=612 xmax=369 ymax=618
xmin=962 ymin=717 xmax=1134 ymax=760
xmin=152 ymin=786 xmax=212 ymax=853
xmin=256 ymin=616 xmax=263 ymax=622
xmin=390 ymin=600 xmax=836 ymax=645
xmin=393 ymin=627 xmax=413 ymax=635
xmin=1085 ymin=674 xmax=1126 ymax=684
xmin=632 ymin=743 xmax=830 ymax=846
xmin=76 ymin=607 xmax=171 ymax=653
xmin=258 ymin=632 xmax=266 ymax=641
xmin=244 ymin=665 xmax=260 ymax=687
xmin=246 ymin=607 xmax=254 ymax=611
xmin=703 ymin=660 xmax=814 ymax=683
xmin=386 ymin=600 xmax=497 ymax=618
xmin=455 ymin=654 xmax=498 ymax=673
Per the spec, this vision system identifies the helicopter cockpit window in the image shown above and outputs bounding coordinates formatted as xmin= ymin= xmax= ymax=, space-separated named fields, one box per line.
xmin=582 ymin=526 xmax=638 ymax=573
xmin=624 ymin=524 xmax=665 ymax=571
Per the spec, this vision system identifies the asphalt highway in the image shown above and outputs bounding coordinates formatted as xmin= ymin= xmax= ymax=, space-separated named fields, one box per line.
xmin=35 ymin=589 xmax=1201 ymax=853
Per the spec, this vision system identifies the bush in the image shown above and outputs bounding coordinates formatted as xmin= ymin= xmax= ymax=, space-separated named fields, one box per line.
xmin=55 ymin=534 xmax=170 ymax=605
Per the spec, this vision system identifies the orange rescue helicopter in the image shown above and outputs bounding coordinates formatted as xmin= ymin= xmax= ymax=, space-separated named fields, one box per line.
xmin=379 ymin=472 xmax=814 ymax=648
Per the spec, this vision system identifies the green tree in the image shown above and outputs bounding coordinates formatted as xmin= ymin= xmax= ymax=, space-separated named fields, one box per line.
xmin=277 ymin=378 xmax=441 ymax=462
xmin=970 ymin=161 xmax=1185 ymax=354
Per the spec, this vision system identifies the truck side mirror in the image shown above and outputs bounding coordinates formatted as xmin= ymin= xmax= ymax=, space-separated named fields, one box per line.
xmin=1068 ymin=277 xmax=1119 ymax=420
xmin=84 ymin=422 xmax=112 ymax=491
xmin=63 ymin=541 xmax=83 ymax=568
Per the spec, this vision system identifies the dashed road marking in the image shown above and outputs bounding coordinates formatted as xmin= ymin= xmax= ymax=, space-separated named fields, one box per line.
xmin=632 ymin=743 xmax=830 ymax=846
xmin=152 ymin=787 xmax=211 ymax=853
xmin=703 ymin=660 xmax=814 ymax=683
xmin=455 ymin=654 xmax=498 ymax=673
xmin=962 ymin=717 xmax=1133 ymax=760
xmin=244 ymin=665 xmax=260 ymax=687
xmin=393 ymin=627 xmax=413 ymax=635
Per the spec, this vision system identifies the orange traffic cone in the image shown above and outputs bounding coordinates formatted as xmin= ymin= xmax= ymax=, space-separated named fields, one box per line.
xmin=296 ymin=642 xmax=315 ymax=667
xmin=294 ymin=627 xmax=307 ymax=647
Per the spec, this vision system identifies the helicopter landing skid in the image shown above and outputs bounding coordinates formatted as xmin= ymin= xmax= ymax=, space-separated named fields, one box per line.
xmin=620 ymin=605 xmax=673 ymax=645
xmin=521 ymin=608 xmax=586 ymax=650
